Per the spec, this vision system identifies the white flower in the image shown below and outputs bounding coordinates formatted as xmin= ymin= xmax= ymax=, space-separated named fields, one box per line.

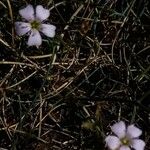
xmin=15 ymin=4 xmax=56 ymax=47
xmin=105 ymin=121 xmax=145 ymax=150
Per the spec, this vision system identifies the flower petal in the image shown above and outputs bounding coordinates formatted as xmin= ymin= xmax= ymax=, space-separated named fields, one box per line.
xmin=15 ymin=22 xmax=31 ymax=36
xmin=131 ymin=139 xmax=145 ymax=150
xmin=40 ymin=24 xmax=56 ymax=37
xmin=27 ymin=30 xmax=42 ymax=47
xmin=127 ymin=125 xmax=142 ymax=138
xmin=36 ymin=5 xmax=50 ymax=21
xmin=105 ymin=135 xmax=121 ymax=150
xmin=119 ymin=146 xmax=130 ymax=150
xmin=19 ymin=4 xmax=34 ymax=21
xmin=111 ymin=121 xmax=126 ymax=138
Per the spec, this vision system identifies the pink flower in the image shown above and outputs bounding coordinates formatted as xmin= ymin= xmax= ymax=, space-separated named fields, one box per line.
xmin=105 ymin=121 xmax=145 ymax=150
xmin=15 ymin=4 xmax=56 ymax=47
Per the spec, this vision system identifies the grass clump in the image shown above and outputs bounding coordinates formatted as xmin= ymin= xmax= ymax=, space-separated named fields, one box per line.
xmin=0 ymin=0 xmax=150 ymax=149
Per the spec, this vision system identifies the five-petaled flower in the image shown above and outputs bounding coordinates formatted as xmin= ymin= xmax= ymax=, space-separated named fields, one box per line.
xmin=105 ymin=121 xmax=145 ymax=150
xmin=15 ymin=4 xmax=56 ymax=47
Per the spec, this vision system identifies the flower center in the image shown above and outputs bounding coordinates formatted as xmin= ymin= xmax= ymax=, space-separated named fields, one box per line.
xmin=121 ymin=137 xmax=130 ymax=146
xmin=30 ymin=20 xmax=41 ymax=30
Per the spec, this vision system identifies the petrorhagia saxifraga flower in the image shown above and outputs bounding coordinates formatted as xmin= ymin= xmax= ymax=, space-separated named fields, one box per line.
xmin=15 ymin=4 xmax=56 ymax=47
xmin=105 ymin=121 xmax=145 ymax=150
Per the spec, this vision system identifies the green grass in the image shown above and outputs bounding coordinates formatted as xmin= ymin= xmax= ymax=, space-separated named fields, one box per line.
xmin=0 ymin=0 xmax=150 ymax=149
